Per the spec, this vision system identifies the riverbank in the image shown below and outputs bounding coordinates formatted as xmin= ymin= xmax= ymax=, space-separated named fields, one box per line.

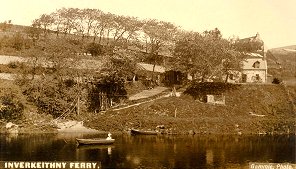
xmin=0 ymin=83 xmax=295 ymax=135
xmin=81 ymin=84 xmax=296 ymax=135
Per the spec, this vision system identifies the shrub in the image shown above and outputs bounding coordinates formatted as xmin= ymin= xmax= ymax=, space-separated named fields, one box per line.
xmin=85 ymin=42 xmax=104 ymax=56
xmin=87 ymin=74 xmax=127 ymax=112
xmin=7 ymin=61 xmax=19 ymax=69
xmin=0 ymin=82 xmax=26 ymax=121
xmin=21 ymin=78 xmax=81 ymax=118
xmin=0 ymin=93 xmax=24 ymax=120
xmin=272 ymin=78 xmax=282 ymax=84
xmin=184 ymin=82 xmax=240 ymax=100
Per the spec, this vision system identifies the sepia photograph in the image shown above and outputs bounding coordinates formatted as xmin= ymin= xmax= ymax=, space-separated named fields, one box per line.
xmin=0 ymin=0 xmax=295 ymax=168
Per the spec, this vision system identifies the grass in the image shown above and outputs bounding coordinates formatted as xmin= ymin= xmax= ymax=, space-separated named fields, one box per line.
xmin=83 ymin=84 xmax=296 ymax=135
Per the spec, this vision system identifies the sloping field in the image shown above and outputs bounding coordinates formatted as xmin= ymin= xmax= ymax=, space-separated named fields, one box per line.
xmin=84 ymin=84 xmax=296 ymax=135
xmin=267 ymin=45 xmax=296 ymax=79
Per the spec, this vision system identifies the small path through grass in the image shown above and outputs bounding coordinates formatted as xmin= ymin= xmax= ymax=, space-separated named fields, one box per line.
xmin=128 ymin=86 xmax=169 ymax=100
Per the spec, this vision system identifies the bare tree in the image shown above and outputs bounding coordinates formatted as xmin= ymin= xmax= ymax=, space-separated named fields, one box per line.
xmin=33 ymin=14 xmax=54 ymax=37
xmin=141 ymin=19 xmax=177 ymax=81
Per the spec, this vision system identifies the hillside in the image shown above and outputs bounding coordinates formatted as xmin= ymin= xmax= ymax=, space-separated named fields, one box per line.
xmin=267 ymin=45 xmax=296 ymax=84
xmin=0 ymin=25 xmax=295 ymax=135
xmin=83 ymin=84 xmax=296 ymax=135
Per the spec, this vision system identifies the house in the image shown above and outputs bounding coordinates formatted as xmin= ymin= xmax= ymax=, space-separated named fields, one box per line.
xmin=226 ymin=33 xmax=268 ymax=83
xmin=226 ymin=52 xmax=268 ymax=83
xmin=135 ymin=62 xmax=186 ymax=87
xmin=241 ymin=53 xmax=267 ymax=83
xmin=135 ymin=62 xmax=166 ymax=87
xmin=163 ymin=70 xmax=185 ymax=86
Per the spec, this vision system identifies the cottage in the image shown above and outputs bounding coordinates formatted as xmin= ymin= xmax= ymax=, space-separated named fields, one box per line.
xmin=135 ymin=62 xmax=166 ymax=87
xmin=226 ymin=33 xmax=268 ymax=83
xmin=241 ymin=53 xmax=267 ymax=83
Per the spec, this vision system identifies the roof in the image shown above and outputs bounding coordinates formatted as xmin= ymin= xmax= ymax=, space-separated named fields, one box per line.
xmin=240 ymin=32 xmax=263 ymax=43
xmin=244 ymin=52 xmax=264 ymax=58
xmin=136 ymin=63 xmax=166 ymax=73
xmin=242 ymin=58 xmax=267 ymax=70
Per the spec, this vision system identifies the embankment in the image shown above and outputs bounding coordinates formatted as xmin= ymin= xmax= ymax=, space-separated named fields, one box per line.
xmin=0 ymin=82 xmax=295 ymax=135
xmin=83 ymin=84 xmax=296 ymax=135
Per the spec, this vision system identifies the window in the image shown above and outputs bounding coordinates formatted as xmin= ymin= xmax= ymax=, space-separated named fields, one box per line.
xmin=252 ymin=61 xmax=260 ymax=68
xmin=229 ymin=74 xmax=234 ymax=80
xmin=256 ymin=74 xmax=260 ymax=80
xmin=242 ymin=74 xmax=247 ymax=83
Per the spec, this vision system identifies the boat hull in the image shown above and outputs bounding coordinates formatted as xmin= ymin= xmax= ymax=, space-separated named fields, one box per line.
xmin=77 ymin=144 xmax=115 ymax=150
xmin=131 ymin=129 xmax=158 ymax=135
xmin=76 ymin=138 xmax=115 ymax=145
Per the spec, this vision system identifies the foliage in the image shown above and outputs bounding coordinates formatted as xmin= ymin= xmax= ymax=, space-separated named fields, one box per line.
xmin=0 ymin=94 xmax=24 ymax=121
xmin=184 ymin=82 xmax=240 ymax=100
xmin=142 ymin=19 xmax=177 ymax=55
xmin=139 ymin=19 xmax=177 ymax=81
xmin=0 ymin=7 xmax=270 ymax=118
xmin=272 ymin=78 xmax=282 ymax=84
xmin=11 ymin=33 xmax=26 ymax=51
xmin=173 ymin=29 xmax=243 ymax=82
xmin=85 ymin=42 xmax=104 ymax=56
xmin=0 ymin=81 xmax=25 ymax=121
xmin=20 ymin=78 xmax=80 ymax=117
xmin=34 ymin=38 xmax=81 ymax=73
xmin=87 ymin=73 xmax=127 ymax=112
xmin=32 ymin=14 xmax=55 ymax=37
xmin=103 ymin=56 xmax=136 ymax=77
xmin=15 ymin=38 xmax=84 ymax=117
xmin=25 ymin=26 xmax=42 ymax=43
xmin=31 ymin=8 xmax=144 ymax=47
xmin=230 ymin=36 xmax=264 ymax=54
xmin=7 ymin=61 xmax=20 ymax=69
xmin=0 ymin=33 xmax=32 ymax=51
xmin=0 ymin=20 xmax=12 ymax=31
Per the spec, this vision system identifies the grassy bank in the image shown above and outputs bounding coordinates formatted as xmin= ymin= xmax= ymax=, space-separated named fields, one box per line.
xmin=0 ymin=80 xmax=57 ymax=133
xmin=0 ymin=80 xmax=295 ymax=135
xmin=81 ymin=84 xmax=295 ymax=135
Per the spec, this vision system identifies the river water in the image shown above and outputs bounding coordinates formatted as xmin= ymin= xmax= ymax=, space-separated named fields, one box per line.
xmin=0 ymin=133 xmax=295 ymax=169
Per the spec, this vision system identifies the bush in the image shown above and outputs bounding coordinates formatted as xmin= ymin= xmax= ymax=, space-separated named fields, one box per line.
xmin=0 ymin=93 xmax=24 ymax=120
xmin=21 ymin=78 xmax=81 ymax=118
xmin=85 ymin=42 xmax=104 ymax=56
xmin=184 ymin=82 xmax=240 ymax=100
xmin=11 ymin=32 xmax=25 ymax=51
xmin=7 ymin=61 xmax=19 ymax=69
xmin=88 ymin=74 xmax=127 ymax=112
xmin=0 ymin=81 xmax=26 ymax=121
xmin=272 ymin=78 xmax=282 ymax=84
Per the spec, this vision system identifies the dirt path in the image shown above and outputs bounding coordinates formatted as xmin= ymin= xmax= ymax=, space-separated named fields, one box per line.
xmin=112 ymin=93 xmax=171 ymax=111
xmin=105 ymin=87 xmax=172 ymax=111
xmin=128 ymin=87 xmax=169 ymax=100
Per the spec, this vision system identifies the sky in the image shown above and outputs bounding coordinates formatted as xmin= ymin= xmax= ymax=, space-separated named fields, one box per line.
xmin=0 ymin=0 xmax=295 ymax=49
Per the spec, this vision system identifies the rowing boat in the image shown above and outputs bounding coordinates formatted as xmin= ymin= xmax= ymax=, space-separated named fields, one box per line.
xmin=76 ymin=144 xmax=115 ymax=150
xmin=130 ymin=129 xmax=158 ymax=135
xmin=76 ymin=138 xmax=115 ymax=145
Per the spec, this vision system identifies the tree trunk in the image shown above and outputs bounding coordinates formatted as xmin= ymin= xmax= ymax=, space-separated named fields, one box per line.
xmin=224 ymin=73 xmax=229 ymax=83
xmin=77 ymin=96 xmax=80 ymax=115
xmin=56 ymin=30 xmax=59 ymax=37
xmin=201 ymin=75 xmax=205 ymax=82
xmin=151 ymin=60 xmax=156 ymax=88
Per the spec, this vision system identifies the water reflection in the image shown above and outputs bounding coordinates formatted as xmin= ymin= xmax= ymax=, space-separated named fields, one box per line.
xmin=5 ymin=133 xmax=18 ymax=143
xmin=0 ymin=133 xmax=295 ymax=168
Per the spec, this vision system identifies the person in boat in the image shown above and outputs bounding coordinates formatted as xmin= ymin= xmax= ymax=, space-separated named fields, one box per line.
xmin=106 ymin=133 xmax=112 ymax=140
